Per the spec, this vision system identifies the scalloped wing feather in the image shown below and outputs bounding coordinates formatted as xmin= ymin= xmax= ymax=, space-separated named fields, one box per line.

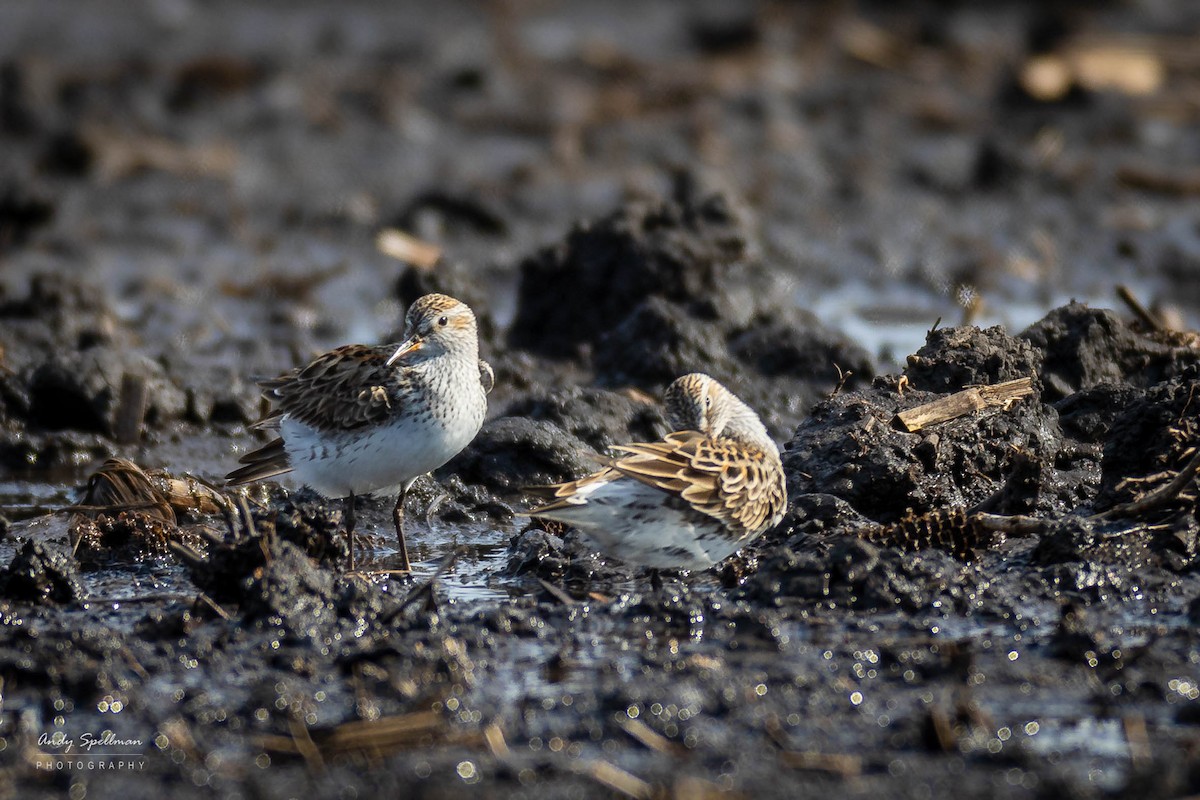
xmin=611 ymin=431 xmax=785 ymax=538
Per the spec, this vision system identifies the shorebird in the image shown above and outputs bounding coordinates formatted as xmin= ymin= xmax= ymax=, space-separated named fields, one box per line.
xmin=226 ymin=293 xmax=491 ymax=572
xmin=527 ymin=373 xmax=786 ymax=571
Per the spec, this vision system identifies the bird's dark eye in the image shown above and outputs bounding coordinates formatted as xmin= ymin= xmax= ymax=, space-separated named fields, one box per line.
xmin=438 ymin=316 xmax=449 ymax=327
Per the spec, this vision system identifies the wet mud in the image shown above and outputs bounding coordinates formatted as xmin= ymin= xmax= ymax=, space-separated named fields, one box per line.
xmin=4 ymin=1 xmax=1200 ymax=798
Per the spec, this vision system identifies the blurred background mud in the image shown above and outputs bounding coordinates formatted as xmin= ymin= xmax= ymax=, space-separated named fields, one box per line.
xmin=3 ymin=2 xmax=1200 ymax=798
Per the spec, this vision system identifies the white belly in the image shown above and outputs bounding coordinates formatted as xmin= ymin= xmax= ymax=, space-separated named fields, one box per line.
xmin=281 ymin=411 xmax=479 ymax=498
xmin=535 ymin=478 xmax=745 ymax=570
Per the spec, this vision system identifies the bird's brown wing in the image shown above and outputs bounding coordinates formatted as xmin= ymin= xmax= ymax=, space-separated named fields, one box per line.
xmin=610 ymin=431 xmax=786 ymax=538
xmin=229 ymin=344 xmax=418 ymax=486
xmin=252 ymin=344 xmax=408 ymax=434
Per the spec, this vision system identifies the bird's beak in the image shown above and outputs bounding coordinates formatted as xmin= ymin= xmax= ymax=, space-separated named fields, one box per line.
xmin=386 ymin=337 xmax=423 ymax=365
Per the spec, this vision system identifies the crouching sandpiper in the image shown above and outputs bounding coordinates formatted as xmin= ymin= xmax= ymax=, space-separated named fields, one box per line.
xmin=528 ymin=373 xmax=786 ymax=571
xmin=226 ymin=293 xmax=492 ymax=572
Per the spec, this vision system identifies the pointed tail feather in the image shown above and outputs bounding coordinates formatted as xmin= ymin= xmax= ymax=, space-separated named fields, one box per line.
xmin=523 ymin=484 xmax=573 ymax=515
xmin=225 ymin=438 xmax=292 ymax=486
xmin=524 ymin=482 xmax=569 ymax=500
xmin=523 ymin=467 xmax=622 ymax=515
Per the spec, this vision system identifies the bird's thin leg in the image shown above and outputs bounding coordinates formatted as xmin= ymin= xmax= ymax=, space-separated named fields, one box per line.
xmin=344 ymin=492 xmax=356 ymax=572
xmin=393 ymin=486 xmax=412 ymax=573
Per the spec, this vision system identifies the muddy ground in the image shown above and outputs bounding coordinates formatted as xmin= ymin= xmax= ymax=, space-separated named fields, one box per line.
xmin=3 ymin=1 xmax=1200 ymax=798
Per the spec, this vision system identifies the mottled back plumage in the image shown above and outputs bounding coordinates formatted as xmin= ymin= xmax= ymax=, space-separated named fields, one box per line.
xmin=612 ymin=431 xmax=785 ymax=540
xmin=253 ymin=344 xmax=410 ymax=433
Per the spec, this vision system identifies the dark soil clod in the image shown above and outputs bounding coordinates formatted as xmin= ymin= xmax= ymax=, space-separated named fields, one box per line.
xmin=0 ymin=539 xmax=84 ymax=604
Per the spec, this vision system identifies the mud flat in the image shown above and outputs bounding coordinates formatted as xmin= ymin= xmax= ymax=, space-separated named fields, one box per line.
xmin=3 ymin=2 xmax=1200 ymax=798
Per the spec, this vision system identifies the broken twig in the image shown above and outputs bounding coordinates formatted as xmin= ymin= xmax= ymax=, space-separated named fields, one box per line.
xmin=1116 ymin=284 xmax=1163 ymax=332
xmin=617 ymin=716 xmax=685 ymax=756
xmin=1093 ymin=448 xmax=1200 ymax=520
xmin=376 ymin=229 xmax=442 ymax=269
xmin=777 ymin=750 xmax=862 ymax=778
xmin=258 ymin=710 xmax=477 ymax=761
xmin=536 ymin=578 xmax=577 ymax=606
xmin=572 ymin=759 xmax=653 ymax=800
xmin=114 ymin=372 xmax=149 ymax=445
xmin=895 ymin=377 xmax=1034 ymax=433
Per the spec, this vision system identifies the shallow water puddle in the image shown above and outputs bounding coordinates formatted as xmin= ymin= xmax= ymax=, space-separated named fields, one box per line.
xmin=810 ymin=277 xmax=1169 ymax=368
xmin=2 ymin=473 xmax=521 ymax=615
xmin=351 ymin=518 xmax=518 ymax=603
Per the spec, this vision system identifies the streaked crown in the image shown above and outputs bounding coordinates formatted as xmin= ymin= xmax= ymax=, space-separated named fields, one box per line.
xmin=402 ymin=293 xmax=479 ymax=356
xmin=405 ymin=293 xmax=473 ymax=329
xmin=664 ymin=373 xmax=775 ymax=453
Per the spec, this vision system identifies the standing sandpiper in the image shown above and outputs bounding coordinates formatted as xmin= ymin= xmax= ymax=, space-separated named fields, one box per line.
xmin=226 ymin=293 xmax=492 ymax=572
xmin=527 ymin=373 xmax=786 ymax=571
